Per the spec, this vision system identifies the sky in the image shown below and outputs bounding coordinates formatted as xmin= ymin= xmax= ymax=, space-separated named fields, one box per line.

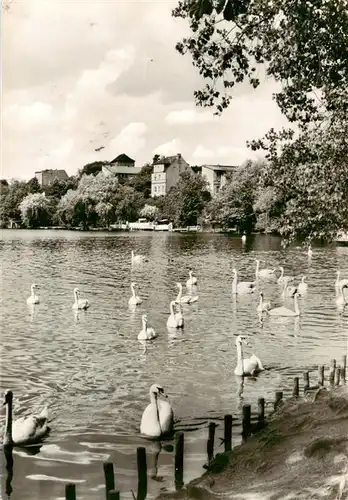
xmin=2 ymin=0 xmax=288 ymax=181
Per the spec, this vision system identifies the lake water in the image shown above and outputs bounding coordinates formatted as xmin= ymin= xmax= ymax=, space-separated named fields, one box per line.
xmin=0 ymin=229 xmax=347 ymax=500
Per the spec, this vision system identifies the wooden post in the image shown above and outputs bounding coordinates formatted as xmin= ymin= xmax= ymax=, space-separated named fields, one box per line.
xmin=136 ymin=447 xmax=147 ymax=500
xmin=207 ymin=422 xmax=216 ymax=463
xmin=340 ymin=367 xmax=346 ymax=384
xmin=292 ymin=377 xmax=299 ymax=397
xmin=303 ymin=372 xmax=310 ymax=392
xmin=318 ymin=365 xmax=324 ymax=386
xmin=274 ymin=391 xmax=283 ymax=410
xmin=341 ymin=355 xmax=347 ymax=382
xmin=242 ymin=404 xmax=251 ymax=443
xmin=65 ymin=484 xmax=76 ymax=500
xmin=257 ymin=398 xmax=265 ymax=424
xmin=108 ymin=491 xmax=120 ymax=500
xmin=335 ymin=366 xmax=341 ymax=386
xmin=174 ymin=432 xmax=184 ymax=488
xmin=329 ymin=359 xmax=336 ymax=385
xmin=103 ymin=462 xmax=115 ymax=500
xmin=224 ymin=414 xmax=233 ymax=452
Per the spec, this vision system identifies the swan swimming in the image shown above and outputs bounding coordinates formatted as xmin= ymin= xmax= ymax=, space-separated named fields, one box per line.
xmin=256 ymin=292 xmax=271 ymax=312
xmin=298 ymin=276 xmax=308 ymax=294
xmin=268 ymin=290 xmax=300 ymax=317
xmin=131 ymin=250 xmax=147 ymax=264
xmin=140 ymin=384 xmax=174 ymax=438
xmin=27 ymin=284 xmax=40 ymax=305
xmin=186 ymin=270 xmax=198 ymax=288
xmin=336 ymin=283 xmax=348 ymax=308
xmin=255 ymin=259 xmax=276 ymax=279
xmin=232 ymin=268 xmax=255 ymax=294
xmin=175 ymin=282 xmax=198 ymax=304
xmin=241 ymin=233 xmax=246 ymax=244
xmin=277 ymin=267 xmax=294 ymax=284
xmin=72 ymin=288 xmax=89 ymax=310
xmin=3 ymin=390 xmax=49 ymax=446
xmin=167 ymin=300 xmax=184 ymax=328
xmin=281 ymin=277 xmax=297 ymax=299
xmin=129 ymin=282 xmax=142 ymax=306
xmin=335 ymin=271 xmax=348 ymax=289
xmin=138 ymin=314 xmax=157 ymax=340
xmin=234 ymin=335 xmax=264 ymax=376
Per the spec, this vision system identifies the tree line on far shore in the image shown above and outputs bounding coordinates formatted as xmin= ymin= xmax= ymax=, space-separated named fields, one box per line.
xmin=1 ymin=146 xmax=346 ymax=245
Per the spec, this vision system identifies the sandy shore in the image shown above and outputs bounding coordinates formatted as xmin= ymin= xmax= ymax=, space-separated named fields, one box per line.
xmin=158 ymin=387 xmax=348 ymax=500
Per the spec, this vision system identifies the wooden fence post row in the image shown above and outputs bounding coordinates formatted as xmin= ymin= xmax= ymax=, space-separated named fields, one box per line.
xmin=65 ymin=356 xmax=346 ymax=499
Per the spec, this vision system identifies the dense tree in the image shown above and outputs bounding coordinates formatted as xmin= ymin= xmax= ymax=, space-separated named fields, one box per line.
xmin=173 ymin=0 xmax=348 ymax=242
xmin=19 ymin=193 xmax=54 ymax=228
xmin=27 ymin=177 xmax=42 ymax=194
xmin=140 ymin=204 xmax=159 ymax=221
xmin=0 ymin=180 xmax=28 ymax=224
xmin=172 ymin=0 xmax=348 ymax=127
xmin=129 ymin=163 xmax=153 ymax=198
xmin=205 ymin=160 xmax=264 ymax=232
xmin=162 ymin=171 xmax=211 ymax=226
xmin=44 ymin=177 xmax=78 ymax=199
xmin=78 ymin=161 xmax=108 ymax=178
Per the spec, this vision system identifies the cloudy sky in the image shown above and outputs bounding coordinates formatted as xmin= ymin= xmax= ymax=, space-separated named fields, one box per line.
xmin=3 ymin=0 xmax=288 ymax=181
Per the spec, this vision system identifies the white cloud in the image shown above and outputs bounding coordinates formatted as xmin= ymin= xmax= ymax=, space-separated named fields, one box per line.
xmin=152 ymin=138 xmax=184 ymax=157
xmin=165 ymin=108 xmax=216 ymax=125
xmin=4 ymin=101 xmax=57 ymax=131
xmin=191 ymin=144 xmax=258 ymax=165
xmin=106 ymin=123 xmax=148 ymax=161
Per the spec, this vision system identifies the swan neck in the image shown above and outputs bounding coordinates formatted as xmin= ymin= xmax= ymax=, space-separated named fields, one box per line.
xmin=4 ymin=400 xmax=13 ymax=445
xmin=259 ymin=295 xmax=263 ymax=307
xmin=236 ymin=342 xmax=243 ymax=368
xmin=131 ymin=284 xmax=135 ymax=297
xmin=170 ymin=302 xmax=175 ymax=314
xmin=294 ymin=294 xmax=299 ymax=314
xmin=175 ymin=286 xmax=182 ymax=302
xmin=150 ymin=391 xmax=157 ymax=404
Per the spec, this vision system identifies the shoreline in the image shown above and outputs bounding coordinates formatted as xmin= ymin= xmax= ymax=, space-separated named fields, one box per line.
xmin=158 ymin=387 xmax=348 ymax=500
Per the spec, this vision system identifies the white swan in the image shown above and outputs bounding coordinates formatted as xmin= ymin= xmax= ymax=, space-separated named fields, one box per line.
xmin=175 ymin=282 xmax=198 ymax=304
xmin=27 ymin=284 xmax=40 ymax=305
xmin=138 ymin=314 xmax=157 ymax=340
xmin=256 ymin=292 xmax=271 ymax=312
xmin=335 ymin=271 xmax=348 ymax=289
xmin=186 ymin=270 xmax=197 ymax=288
xmin=167 ymin=300 xmax=184 ymax=328
xmin=298 ymin=276 xmax=308 ymax=294
xmin=129 ymin=282 xmax=142 ymax=306
xmin=72 ymin=288 xmax=89 ymax=310
xmin=241 ymin=233 xmax=246 ymax=244
xmin=277 ymin=267 xmax=294 ymax=284
xmin=140 ymin=384 xmax=174 ymax=438
xmin=280 ymin=277 xmax=297 ymax=299
xmin=232 ymin=268 xmax=255 ymax=294
xmin=131 ymin=250 xmax=147 ymax=264
xmin=3 ymin=390 xmax=49 ymax=446
xmin=307 ymin=244 xmax=313 ymax=258
xmin=336 ymin=283 xmax=348 ymax=308
xmin=234 ymin=335 xmax=264 ymax=376
xmin=268 ymin=290 xmax=300 ymax=317
xmin=255 ymin=259 xmax=276 ymax=279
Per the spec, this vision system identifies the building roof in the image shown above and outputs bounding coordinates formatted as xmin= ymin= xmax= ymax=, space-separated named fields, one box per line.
xmin=201 ymin=164 xmax=238 ymax=172
xmin=110 ymin=153 xmax=135 ymax=164
xmin=35 ymin=169 xmax=68 ymax=176
xmin=103 ymin=165 xmax=141 ymax=175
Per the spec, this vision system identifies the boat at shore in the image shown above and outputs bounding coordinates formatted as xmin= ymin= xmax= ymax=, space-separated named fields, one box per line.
xmin=334 ymin=231 xmax=348 ymax=245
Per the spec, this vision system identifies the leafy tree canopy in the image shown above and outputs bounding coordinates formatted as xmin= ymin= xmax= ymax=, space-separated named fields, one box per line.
xmin=173 ymin=0 xmax=348 ymax=127
xmin=78 ymin=161 xmax=108 ymax=178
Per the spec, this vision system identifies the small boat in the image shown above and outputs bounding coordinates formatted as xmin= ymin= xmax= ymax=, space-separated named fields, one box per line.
xmin=335 ymin=231 xmax=348 ymax=246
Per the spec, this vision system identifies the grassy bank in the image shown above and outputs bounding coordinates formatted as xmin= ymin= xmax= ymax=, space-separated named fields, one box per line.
xmin=158 ymin=387 xmax=348 ymax=500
